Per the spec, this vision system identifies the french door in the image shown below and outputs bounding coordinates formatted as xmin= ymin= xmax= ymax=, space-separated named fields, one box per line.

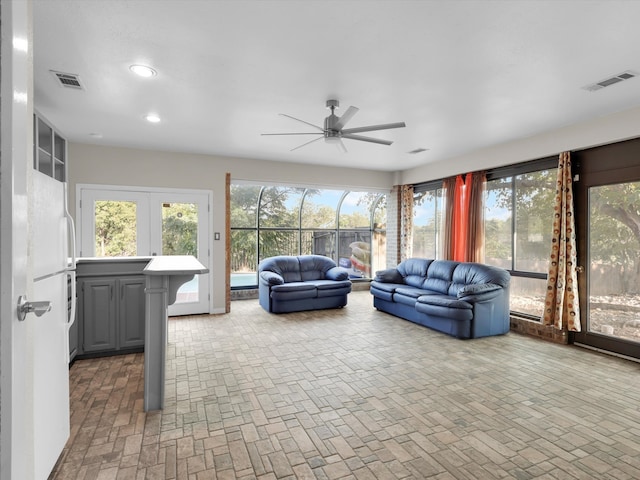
xmin=573 ymin=138 xmax=640 ymax=360
xmin=78 ymin=186 xmax=211 ymax=315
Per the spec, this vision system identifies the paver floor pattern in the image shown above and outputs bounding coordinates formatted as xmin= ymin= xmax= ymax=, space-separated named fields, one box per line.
xmin=51 ymin=291 xmax=640 ymax=479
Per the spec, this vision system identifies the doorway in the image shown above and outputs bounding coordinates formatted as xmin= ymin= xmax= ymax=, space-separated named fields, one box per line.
xmin=573 ymin=138 xmax=640 ymax=359
xmin=78 ymin=185 xmax=212 ymax=315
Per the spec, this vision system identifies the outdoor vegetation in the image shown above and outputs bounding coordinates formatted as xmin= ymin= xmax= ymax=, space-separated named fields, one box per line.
xmin=230 ymin=185 xmax=386 ymax=281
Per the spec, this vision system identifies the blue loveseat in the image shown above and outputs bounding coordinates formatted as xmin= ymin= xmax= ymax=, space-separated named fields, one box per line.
xmin=370 ymin=258 xmax=510 ymax=339
xmin=259 ymin=255 xmax=352 ymax=313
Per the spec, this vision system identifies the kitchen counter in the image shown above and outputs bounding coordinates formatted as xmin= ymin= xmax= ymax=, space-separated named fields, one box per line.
xmin=75 ymin=255 xmax=209 ymax=411
xmin=142 ymin=255 xmax=208 ymax=411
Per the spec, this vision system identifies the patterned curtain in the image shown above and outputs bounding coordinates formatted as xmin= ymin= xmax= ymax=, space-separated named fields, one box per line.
xmin=400 ymin=184 xmax=414 ymax=261
xmin=543 ymin=152 xmax=581 ymax=331
xmin=443 ymin=177 xmax=456 ymax=260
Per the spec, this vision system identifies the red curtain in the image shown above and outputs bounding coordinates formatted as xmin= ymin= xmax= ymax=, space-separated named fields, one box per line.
xmin=453 ymin=174 xmax=471 ymax=261
xmin=446 ymin=172 xmax=486 ymax=262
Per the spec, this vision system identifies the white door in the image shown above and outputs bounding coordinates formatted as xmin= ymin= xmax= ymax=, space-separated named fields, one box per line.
xmin=1 ymin=3 xmax=69 ymax=479
xmin=150 ymin=193 xmax=210 ymax=316
xmin=78 ymin=186 xmax=211 ymax=315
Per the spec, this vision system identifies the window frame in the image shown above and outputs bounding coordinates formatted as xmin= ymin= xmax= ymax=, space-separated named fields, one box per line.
xmin=230 ymin=184 xmax=386 ymax=289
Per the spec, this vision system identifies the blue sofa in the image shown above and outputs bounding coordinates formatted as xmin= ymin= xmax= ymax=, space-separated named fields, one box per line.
xmin=259 ymin=255 xmax=352 ymax=313
xmin=370 ymin=259 xmax=510 ymax=339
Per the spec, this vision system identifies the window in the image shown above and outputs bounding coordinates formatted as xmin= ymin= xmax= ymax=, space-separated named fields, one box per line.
xmin=230 ymin=184 xmax=386 ymax=288
xmin=485 ymin=162 xmax=556 ymax=318
xmin=412 ymin=187 xmax=445 ymax=259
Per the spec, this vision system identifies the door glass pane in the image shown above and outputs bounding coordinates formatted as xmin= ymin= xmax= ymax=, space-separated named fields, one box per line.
xmin=162 ymin=202 xmax=198 ymax=303
xmin=94 ymin=200 xmax=137 ymax=256
xmin=589 ymin=182 xmax=640 ymax=343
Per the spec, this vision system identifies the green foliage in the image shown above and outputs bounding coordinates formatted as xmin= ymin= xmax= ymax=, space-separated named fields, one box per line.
xmin=230 ymin=186 xmax=384 ymax=273
xmin=162 ymin=203 xmax=197 ymax=256
xmin=94 ymin=200 xmax=137 ymax=256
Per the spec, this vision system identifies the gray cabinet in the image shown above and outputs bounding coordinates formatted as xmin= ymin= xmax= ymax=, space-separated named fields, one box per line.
xmin=80 ymin=278 xmax=118 ymax=353
xmin=118 ymin=277 xmax=146 ymax=349
xmin=75 ymin=258 xmax=149 ymax=359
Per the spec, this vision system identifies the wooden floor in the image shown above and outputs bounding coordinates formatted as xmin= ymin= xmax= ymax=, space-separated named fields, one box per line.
xmin=51 ymin=291 xmax=640 ymax=479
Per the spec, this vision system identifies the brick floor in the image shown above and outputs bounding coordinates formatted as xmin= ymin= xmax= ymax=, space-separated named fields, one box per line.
xmin=51 ymin=291 xmax=640 ymax=479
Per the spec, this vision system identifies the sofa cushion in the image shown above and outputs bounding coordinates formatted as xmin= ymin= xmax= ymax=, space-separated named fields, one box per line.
xmin=312 ymin=279 xmax=352 ymax=290
xmin=394 ymin=293 xmax=420 ymax=307
xmin=395 ymin=286 xmax=436 ymax=299
xmin=370 ymin=285 xmax=394 ymax=302
xmin=270 ymin=282 xmax=317 ymax=301
xmin=456 ymin=283 xmax=503 ymax=302
xmin=422 ymin=260 xmax=458 ymax=294
xmin=317 ymin=285 xmax=352 ymax=298
xmin=370 ymin=281 xmax=402 ymax=293
xmin=374 ymin=268 xmax=404 ymax=283
xmin=397 ymin=258 xmax=433 ymax=287
xmin=259 ymin=256 xmax=303 ymax=283
xmin=259 ymin=271 xmax=284 ymax=286
xmin=299 ymin=255 xmax=335 ymax=281
xmin=415 ymin=294 xmax=473 ymax=321
xmin=325 ymin=266 xmax=349 ymax=281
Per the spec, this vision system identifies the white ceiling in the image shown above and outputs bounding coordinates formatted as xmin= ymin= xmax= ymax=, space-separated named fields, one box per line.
xmin=33 ymin=0 xmax=640 ymax=173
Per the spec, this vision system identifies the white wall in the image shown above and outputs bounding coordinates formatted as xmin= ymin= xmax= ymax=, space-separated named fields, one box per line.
xmin=401 ymin=105 xmax=640 ymax=185
xmin=67 ymin=143 xmax=395 ymax=311
xmin=68 ymin=103 xmax=640 ymax=312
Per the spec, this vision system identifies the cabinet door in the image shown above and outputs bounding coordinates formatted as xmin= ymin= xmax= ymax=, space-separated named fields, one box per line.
xmin=119 ymin=276 xmax=146 ymax=349
xmin=81 ymin=278 xmax=117 ymax=352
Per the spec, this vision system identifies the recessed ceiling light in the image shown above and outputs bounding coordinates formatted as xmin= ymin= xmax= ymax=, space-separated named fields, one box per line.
xmin=144 ymin=114 xmax=161 ymax=123
xmin=89 ymin=132 xmax=103 ymax=138
xmin=130 ymin=64 xmax=157 ymax=78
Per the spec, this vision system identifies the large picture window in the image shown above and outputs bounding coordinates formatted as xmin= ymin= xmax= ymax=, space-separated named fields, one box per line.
xmin=485 ymin=160 xmax=557 ymax=319
xmin=412 ymin=186 xmax=445 ymax=259
xmin=231 ymin=184 xmax=387 ymax=288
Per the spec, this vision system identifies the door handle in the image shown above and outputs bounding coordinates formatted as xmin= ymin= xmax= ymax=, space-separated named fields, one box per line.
xmin=17 ymin=295 xmax=52 ymax=321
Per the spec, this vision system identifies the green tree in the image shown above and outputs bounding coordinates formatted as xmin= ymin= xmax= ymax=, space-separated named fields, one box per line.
xmin=95 ymin=200 xmax=137 ymax=256
xmin=162 ymin=203 xmax=197 ymax=255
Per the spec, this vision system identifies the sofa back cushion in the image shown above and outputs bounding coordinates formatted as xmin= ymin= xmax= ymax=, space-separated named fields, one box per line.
xmin=423 ymin=260 xmax=458 ymax=294
xmin=299 ymin=255 xmax=337 ymax=281
xmin=397 ymin=258 xmax=433 ymax=287
xmin=448 ymin=262 xmax=510 ymax=296
xmin=259 ymin=256 xmax=302 ymax=283
xmin=259 ymin=255 xmax=339 ymax=283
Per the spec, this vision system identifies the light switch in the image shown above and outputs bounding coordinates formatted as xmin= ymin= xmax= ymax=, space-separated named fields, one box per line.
xmin=214 ymin=232 xmax=220 ymax=241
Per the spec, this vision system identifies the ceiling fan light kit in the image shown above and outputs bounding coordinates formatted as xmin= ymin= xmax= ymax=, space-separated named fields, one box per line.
xmin=262 ymin=99 xmax=406 ymax=152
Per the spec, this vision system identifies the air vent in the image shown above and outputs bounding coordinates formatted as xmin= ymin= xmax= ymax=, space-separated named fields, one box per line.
xmin=50 ymin=70 xmax=84 ymax=90
xmin=408 ymin=148 xmax=429 ymax=154
xmin=582 ymin=70 xmax=637 ymax=92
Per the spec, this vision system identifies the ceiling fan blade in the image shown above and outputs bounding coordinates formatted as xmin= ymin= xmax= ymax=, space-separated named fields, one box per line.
xmin=333 ymin=106 xmax=359 ymax=131
xmin=279 ymin=113 xmax=324 ymax=132
xmin=341 ymin=121 xmax=406 ymax=134
xmin=291 ymin=136 xmax=324 ymax=151
xmin=337 ymin=138 xmax=348 ymax=153
xmin=342 ymin=133 xmax=394 ymax=146
xmin=261 ymin=132 xmax=324 ymax=136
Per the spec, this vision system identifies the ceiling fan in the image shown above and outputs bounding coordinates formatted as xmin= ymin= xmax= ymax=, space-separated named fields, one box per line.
xmin=262 ymin=99 xmax=406 ymax=152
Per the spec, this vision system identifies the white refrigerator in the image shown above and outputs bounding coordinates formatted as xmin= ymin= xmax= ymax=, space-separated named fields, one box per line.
xmin=31 ymin=170 xmax=75 ymax=479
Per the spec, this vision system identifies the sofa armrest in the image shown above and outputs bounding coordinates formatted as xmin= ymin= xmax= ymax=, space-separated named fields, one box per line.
xmin=374 ymin=268 xmax=404 ymax=283
xmin=260 ymin=271 xmax=284 ymax=286
xmin=457 ymin=283 xmax=502 ymax=302
xmin=326 ymin=266 xmax=349 ymax=281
